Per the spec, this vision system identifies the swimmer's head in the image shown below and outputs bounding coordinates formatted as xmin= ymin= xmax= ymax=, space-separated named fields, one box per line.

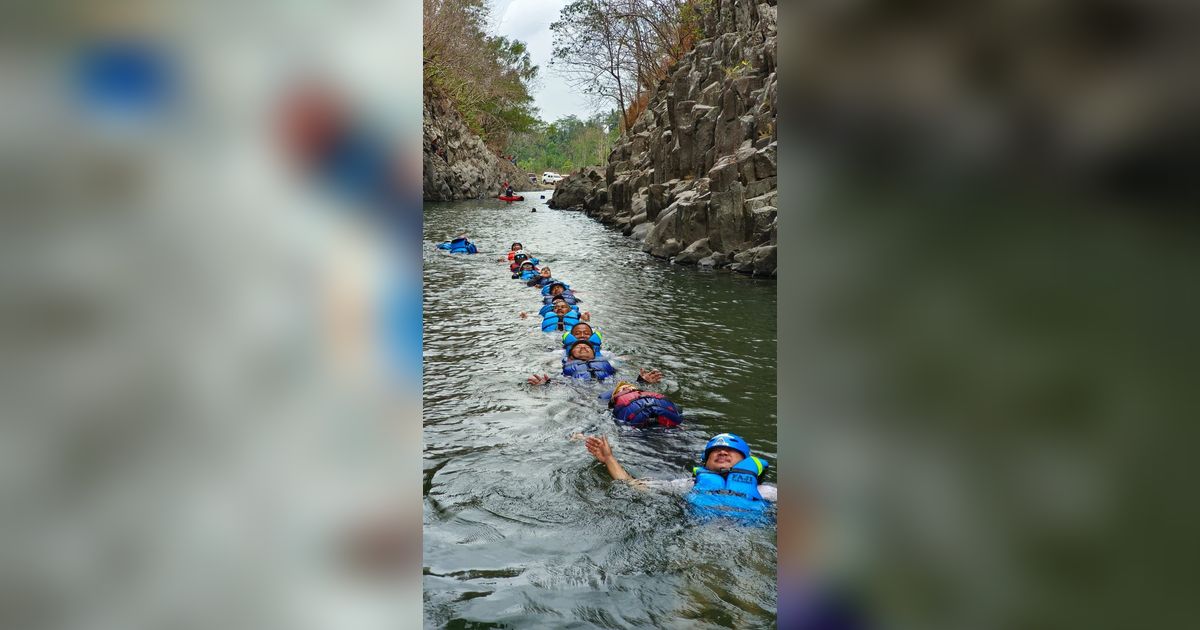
xmin=511 ymin=242 xmax=522 ymax=251
xmin=549 ymin=283 xmax=566 ymax=296
xmin=611 ymin=381 xmax=636 ymax=399
xmin=568 ymin=341 xmax=595 ymax=361
xmin=570 ymin=322 xmax=592 ymax=339
xmin=539 ymin=267 xmax=552 ymax=278
xmin=521 ymin=261 xmax=534 ymax=270
xmin=513 ymin=253 xmax=528 ymax=263
xmin=552 ymin=300 xmax=572 ymax=315
xmin=702 ymin=433 xmax=751 ymax=471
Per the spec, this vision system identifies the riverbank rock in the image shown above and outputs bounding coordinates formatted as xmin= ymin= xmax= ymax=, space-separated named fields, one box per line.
xmin=548 ymin=167 xmax=603 ymax=209
xmin=423 ymin=92 xmax=528 ymax=201
xmin=567 ymin=0 xmax=778 ymax=276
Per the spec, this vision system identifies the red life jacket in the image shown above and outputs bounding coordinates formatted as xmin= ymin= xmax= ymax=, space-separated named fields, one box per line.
xmin=611 ymin=390 xmax=681 ymax=427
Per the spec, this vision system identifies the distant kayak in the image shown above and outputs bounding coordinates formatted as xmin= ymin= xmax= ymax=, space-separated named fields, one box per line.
xmin=498 ymin=194 xmax=524 ymax=202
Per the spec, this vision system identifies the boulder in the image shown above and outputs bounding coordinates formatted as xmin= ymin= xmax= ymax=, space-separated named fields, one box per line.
xmin=697 ymin=251 xmax=729 ymax=269
xmin=751 ymin=206 xmax=777 ymax=244
xmin=630 ymin=221 xmax=654 ymax=243
xmin=730 ymin=244 xmax=776 ymax=276
xmin=647 ymin=237 xmax=685 ymax=260
xmin=672 ymin=238 xmax=712 ymax=265
xmin=549 ymin=168 xmax=602 ymax=209
xmin=707 ymin=181 xmax=749 ymax=253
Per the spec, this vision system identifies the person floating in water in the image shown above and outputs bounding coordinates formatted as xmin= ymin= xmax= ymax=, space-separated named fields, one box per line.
xmin=436 ymin=234 xmax=477 ymax=254
xmin=509 ymin=252 xmax=539 ymax=272
xmin=561 ymin=321 xmax=601 ymax=351
xmin=581 ymin=432 xmax=776 ymax=521
xmin=542 ymin=283 xmax=581 ymax=305
xmin=512 ymin=260 xmax=541 ymax=281
xmin=527 ymin=266 xmax=556 ymax=288
xmin=606 ymin=380 xmax=683 ymax=428
xmin=528 ymin=341 xmax=655 ymax=384
xmin=538 ymin=300 xmax=589 ymax=332
xmin=521 ymin=296 xmax=589 ymax=321
xmin=498 ymin=242 xmax=523 ymax=262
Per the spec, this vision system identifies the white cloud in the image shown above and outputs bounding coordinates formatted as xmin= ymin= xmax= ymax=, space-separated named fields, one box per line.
xmin=493 ymin=0 xmax=598 ymax=123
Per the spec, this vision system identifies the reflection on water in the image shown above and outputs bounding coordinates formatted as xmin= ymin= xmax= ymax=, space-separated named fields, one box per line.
xmin=423 ymin=196 xmax=778 ymax=627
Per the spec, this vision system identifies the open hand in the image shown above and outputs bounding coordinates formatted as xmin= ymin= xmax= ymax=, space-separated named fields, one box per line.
xmin=581 ymin=311 xmax=591 ymax=321
xmin=519 ymin=312 xmax=528 ymax=319
xmin=584 ymin=435 xmax=614 ymax=464
xmin=638 ymin=368 xmax=663 ymax=384
xmin=527 ymin=373 xmax=551 ymax=385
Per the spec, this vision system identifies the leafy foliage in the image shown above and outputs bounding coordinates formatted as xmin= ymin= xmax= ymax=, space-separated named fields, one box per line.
xmin=423 ymin=0 xmax=540 ymax=149
xmin=505 ymin=111 xmax=621 ymax=174
xmin=550 ymin=0 xmax=706 ymax=132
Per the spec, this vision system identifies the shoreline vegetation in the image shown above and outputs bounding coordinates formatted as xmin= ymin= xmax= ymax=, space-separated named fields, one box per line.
xmin=423 ymin=0 xmax=714 ymax=178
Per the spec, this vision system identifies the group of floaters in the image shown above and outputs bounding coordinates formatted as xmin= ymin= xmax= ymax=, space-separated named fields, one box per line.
xmin=431 ymin=237 xmax=776 ymax=524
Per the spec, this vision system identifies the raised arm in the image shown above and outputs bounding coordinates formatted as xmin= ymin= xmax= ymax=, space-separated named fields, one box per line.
xmin=584 ymin=436 xmax=632 ymax=481
xmin=637 ymin=368 xmax=663 ymax=383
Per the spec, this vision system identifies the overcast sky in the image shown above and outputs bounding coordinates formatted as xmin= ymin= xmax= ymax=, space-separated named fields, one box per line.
xmin=491 ymin=0 xmax=599 ymax=123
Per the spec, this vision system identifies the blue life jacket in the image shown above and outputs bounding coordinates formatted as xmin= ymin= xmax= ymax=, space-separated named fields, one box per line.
xmin=686 ymin=457 xmax=771 ymax=522
xmin=528 ymin=276 xmax=557 ymax=288
xmin=561 ymin=358 xmax=617 ymax=380
xmin=438 ymin=238 xmax=476 ymax=254
xmin=541 ymin=311 xmax=580 ymax=332
xmin=539 ymin=302 xmax=581 ymax=317
xmin=517 ymin=269 xmax=540 ymax=281
xmin=542 ymin=291 xmax=579 ymax=305
xmin=610 ymin=390 xmax=682 ymax=428
xmin=561 ymin=331 xmax=602 ymax=351
xmin=541 ymin=282 xmax=570 ymax=296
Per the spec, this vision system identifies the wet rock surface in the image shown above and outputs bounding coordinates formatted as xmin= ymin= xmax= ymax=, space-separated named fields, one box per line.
xmin=423 ymin=92 xmax=528 ymax=201
xmin=550 ymin=0 xmax=777 ymax=277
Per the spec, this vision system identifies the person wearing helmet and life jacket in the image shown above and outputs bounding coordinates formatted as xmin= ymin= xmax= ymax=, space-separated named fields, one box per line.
xmin=513 ymin=260 xmax=540 ymax=281
xmin=527 ymin=340 xmax=654 ymax=384
xmin=436 ymin=234 xmax=477 ymax=254
xmin=561 ymin=321 xmax=601 ymax=352
xmin=606 ymin=381 xmax=683 ymax=428
xmin=539 ymin=299 xmax=585 ymax=332
xmin=509 ymin=252 xmax=540 ymax=272
xmin=498 ymin=242 xmax=523 ymax=262
xmin=520 ymin=296 xmax=589 ymax=320
xmin=540 ymin=280 xmax=571 ymax=297
xmin=580 ymin=432 xmax=775 ymax=522
xmin=542 ymin=285 xmax=581 ymax=306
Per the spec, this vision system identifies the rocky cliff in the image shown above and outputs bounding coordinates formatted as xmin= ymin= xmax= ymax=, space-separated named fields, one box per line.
xmin=423 ymin=92 xmax=528 ymax=201
xmin=549 ymin=0 xmax=777 ymax=276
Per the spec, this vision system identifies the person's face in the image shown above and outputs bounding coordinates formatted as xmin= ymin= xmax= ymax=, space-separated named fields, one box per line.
xmin=553 ymin=301 xmax=571 ymax=315
xmin=704 ymin=447 xmax=745 ymax=471
xmin=540 ymin=268 xmax=552 ymax=278
xmin=522 ymin=263 xmax=533 ymax=271
xmin=550 ymin=285 xmax=564 ymax=296
xmin=512 ymin=244 xmax=522 ymax=251
xmin=570 ymin=323 xmax=591 ymax=338
xmin=570 ymin=344 xmax=594 ymax=360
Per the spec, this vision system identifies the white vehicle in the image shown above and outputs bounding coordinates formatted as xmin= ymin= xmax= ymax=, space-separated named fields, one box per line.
xmin=542 ymin=172 xmax=563 ymax=185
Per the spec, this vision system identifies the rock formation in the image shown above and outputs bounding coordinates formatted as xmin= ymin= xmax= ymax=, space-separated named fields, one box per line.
xmin=549 ymin=0 xmax=777 ymax=277
xmin=423 ymin=92 xmax=528 ymax=201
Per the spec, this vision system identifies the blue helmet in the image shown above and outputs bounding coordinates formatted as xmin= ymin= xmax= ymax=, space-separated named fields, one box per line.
xmin=703 ymin=433 xmax=751 ymax=461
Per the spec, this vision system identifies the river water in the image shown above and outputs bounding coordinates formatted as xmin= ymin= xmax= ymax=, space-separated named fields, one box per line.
xmin=422 ymin=193 xmax=778 ymax=628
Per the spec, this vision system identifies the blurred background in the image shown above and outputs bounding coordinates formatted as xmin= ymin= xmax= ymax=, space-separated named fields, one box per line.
xmin=1 ymin=1 xmax=423 ymax=629
xmin=4 ymin=0 xmax=1199 ymax=628
xmin=776 ymin=0 xmax=1200 ymax=628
